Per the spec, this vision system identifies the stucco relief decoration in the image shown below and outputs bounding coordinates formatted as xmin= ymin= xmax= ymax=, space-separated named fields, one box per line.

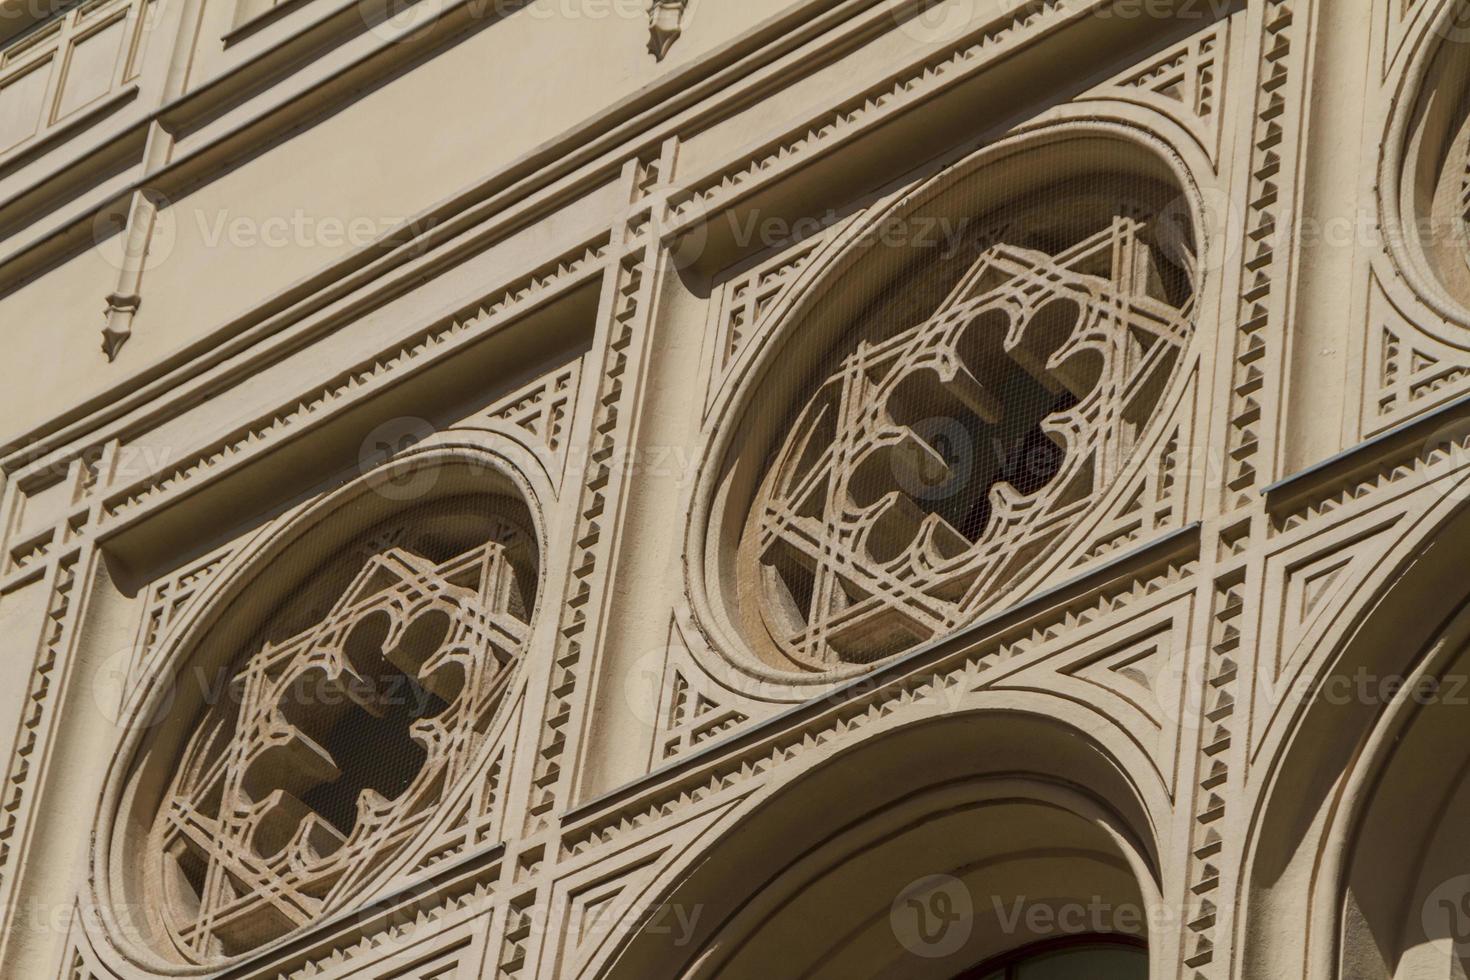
xmin=697 ymin=133 xmax=1200 ymax=675
xmin=1393 ymin=19 xmax=1470 ymax=305
xmin=98 ymin=458 xmax=540 ymax=968
xmin=648 ymin=0 xmax=688 ymax=60
xmin=1367 ymin=0 xmax=1470 ymax=423
xmin=1384 ymin=2 xmax=1470 ymax=323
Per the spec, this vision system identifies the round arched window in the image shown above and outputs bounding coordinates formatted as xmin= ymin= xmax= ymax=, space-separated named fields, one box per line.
xmin=97 ymin=450 xmax=540 ymax=968
xmin=692 ymin=129 xmax=1201 ymax=677
xmin=1383 ymin=5 xmax=1470 ymax=327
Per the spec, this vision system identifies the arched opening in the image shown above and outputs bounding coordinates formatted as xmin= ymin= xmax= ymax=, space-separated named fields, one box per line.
xmin=1336 ymin=599 xmax=1470 ymax=980
xmin=1244 ymin=483 xmax=1470 ymax=980
xmin=591 ymin=708 xmax=1161 ymax=980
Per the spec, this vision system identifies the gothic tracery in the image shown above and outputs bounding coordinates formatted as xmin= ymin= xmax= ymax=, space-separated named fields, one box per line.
xmin=738 ymin=214 xmax=1195 ymax=671
xmin=150 ymin=511 xmax=536 ymax=962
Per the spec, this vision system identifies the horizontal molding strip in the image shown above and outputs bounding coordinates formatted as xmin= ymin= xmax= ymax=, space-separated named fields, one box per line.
xmin=561 ymin=522 xmax=1202 ymax=828
xmin=3 ymin=0 xmax=1164 ymax=470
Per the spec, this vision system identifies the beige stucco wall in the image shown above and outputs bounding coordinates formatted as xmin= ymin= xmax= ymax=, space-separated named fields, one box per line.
xmin=3 ymin=0 xmax=1470 ymax=978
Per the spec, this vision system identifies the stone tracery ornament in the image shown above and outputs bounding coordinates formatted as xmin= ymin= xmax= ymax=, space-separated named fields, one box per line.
xmin=1385 ymin=10 xmax=1470 ymax=324
xmin=1370 ymin=6 xmax=1470 ymax=422
xmin=150 ymin=517 xmax=534 ymax=961
xmin=738 ymin=215 xmax=1194 ymax=671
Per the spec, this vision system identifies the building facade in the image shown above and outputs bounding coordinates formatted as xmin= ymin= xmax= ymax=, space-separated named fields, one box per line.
xmin=2 ymin=0 xmax=1470 ymax=976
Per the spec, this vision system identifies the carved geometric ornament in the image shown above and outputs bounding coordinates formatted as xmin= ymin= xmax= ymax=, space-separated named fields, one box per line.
xmin=737 ymin=214 xmax=1194 ymax=671
xmin=149 ymin=516 xmax=534 ymax=962
xmin=1372 ymin=10 xmax=1470 ymax=420
xmin=1385 ymin=14 xmax=1470 ymax=330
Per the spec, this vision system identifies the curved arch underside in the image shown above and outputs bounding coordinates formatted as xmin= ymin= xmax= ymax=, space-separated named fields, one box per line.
xmin=590 ymin=708 xmax=1161 ymax=980
xmin=1246 ymin=487 xmax=1470 ymax=980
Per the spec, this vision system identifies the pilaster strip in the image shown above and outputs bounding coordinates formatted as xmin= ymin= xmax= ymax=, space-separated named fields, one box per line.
xmin=0 ymin=554 xmax=80 ymax=909
xmin=1221 ymin=0 xmax=1308 ymax=514
xmin=525 ymin=242 xmax=658 ymax=832
xmin=1185 ymin=5 xmax=1311 ymax=978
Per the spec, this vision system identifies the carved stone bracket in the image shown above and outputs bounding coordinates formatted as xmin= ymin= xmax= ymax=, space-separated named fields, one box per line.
xmin=648 ymin=0 xmax=688 ymax=60
xmin=101 ymin=292 xmax=140 ymax=362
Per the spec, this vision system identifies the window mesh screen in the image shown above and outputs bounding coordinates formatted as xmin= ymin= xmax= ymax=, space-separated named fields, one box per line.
xmin=735 ymin=156 xmax=1196 ymax=672
xmin=150 ymin=490 xmax=537 ymax=961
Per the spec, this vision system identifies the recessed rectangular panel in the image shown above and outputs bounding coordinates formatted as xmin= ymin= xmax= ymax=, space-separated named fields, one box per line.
xmin=55 ymin=15 xmax=124 ymax=119
xmin=0 ymin=57 xmax=52 ymax=150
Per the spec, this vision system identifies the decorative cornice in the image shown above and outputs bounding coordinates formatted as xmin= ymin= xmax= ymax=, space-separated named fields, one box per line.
xmin=215 ymin=843 xmax=506 ymax=980
xmin=563 ymin=525 xmax=1201 ymax=850
xmin=665 ymin=0 xmax=1078 ymax=225
xmin=1264 ymin=388 xmax=1470 ymax=535
xmin=97 ymin=238 xmax=608 ymax=528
